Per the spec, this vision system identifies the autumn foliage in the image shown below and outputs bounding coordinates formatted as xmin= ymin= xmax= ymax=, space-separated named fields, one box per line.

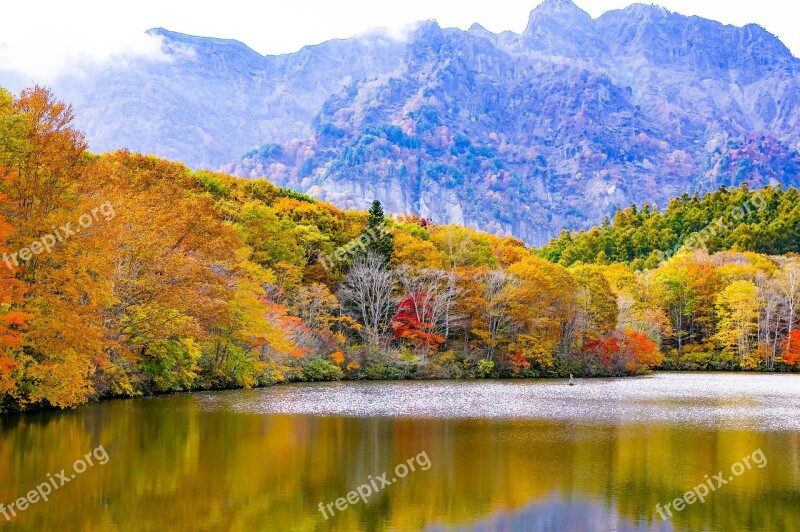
xmin=0 ymin=87 xmax=301 ymax=410
xmin=582 ymin=329 xmax=662 ymax=375
xmin=782 ymin=330 xmax=800 ymax=367
xmin=392 ymin=295 xmax=445 ymax=351
xmin=1 ymin=85 xmax=799 ymax=410
xmin=0 ymin=212 xmax=30 ymax=394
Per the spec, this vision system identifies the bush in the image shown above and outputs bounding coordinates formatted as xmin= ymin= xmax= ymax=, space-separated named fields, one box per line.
xmin=364 ymin=361 xmax=407 ymax=380
xmin=298 ymin=359 xmax=343 ymax=382
xmin=476 ymin=360 xmax=495 ymax=378
xmin=420 ymin=350 xmax=468 ymax=379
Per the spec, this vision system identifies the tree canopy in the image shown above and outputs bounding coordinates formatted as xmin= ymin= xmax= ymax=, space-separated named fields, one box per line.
xmin=1 ymin=86 xmax=798 ymax=411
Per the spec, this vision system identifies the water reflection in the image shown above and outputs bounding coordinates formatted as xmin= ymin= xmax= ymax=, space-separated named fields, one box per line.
xmin=0 ymin=374 xmax=798 ymax=531
xmin=427 ymin=497 xmax=673 ymax=532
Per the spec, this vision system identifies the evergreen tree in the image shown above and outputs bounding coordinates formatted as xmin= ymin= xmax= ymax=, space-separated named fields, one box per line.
xmin=357 ymin=200 xmax=394 ymax=265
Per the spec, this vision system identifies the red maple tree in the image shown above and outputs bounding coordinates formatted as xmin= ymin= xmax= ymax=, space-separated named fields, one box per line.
xmin=583 ymin=329 xmax=661 ymax=373
xmin=392 ymin=295 xmax=444 ymax=351
xmin=782 ymin=330 xmax=800 ymax=367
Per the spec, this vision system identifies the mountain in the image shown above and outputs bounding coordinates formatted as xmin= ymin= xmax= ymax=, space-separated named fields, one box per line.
xmin=1 ymin=28 xmax=406 ymax=169
xmin=3 ymin=1 xmax=800 ymax=244
xmin=225 ymin=1 xmax=800 ymax=244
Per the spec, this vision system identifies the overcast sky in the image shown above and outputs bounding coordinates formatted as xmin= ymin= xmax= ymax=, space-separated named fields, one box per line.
xmin=1 ymin=0 xmax=798 ymax=80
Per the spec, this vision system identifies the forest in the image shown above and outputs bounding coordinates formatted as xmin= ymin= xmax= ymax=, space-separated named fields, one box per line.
xmin=0 ymin=87 xmax=798 ymax=412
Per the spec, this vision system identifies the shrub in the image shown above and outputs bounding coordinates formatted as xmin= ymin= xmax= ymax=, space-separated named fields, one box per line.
xmin=364 ymin=361 xmax=406 ymax=380
xmin=476 ymin=360 xmax=495 ymax=378
xmin=298 ymin=359 xmax=343 ymax=382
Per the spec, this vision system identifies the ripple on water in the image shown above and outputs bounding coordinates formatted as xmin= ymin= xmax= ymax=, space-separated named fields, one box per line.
xmin=194 ymin=372 xmax=800 ymax=431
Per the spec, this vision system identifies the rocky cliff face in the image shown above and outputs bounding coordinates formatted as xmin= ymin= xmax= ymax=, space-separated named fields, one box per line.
xmin=227 ymin=1 xmax=800 ymax=244
xmin=3 ymin=1 xmax=799 ymax=244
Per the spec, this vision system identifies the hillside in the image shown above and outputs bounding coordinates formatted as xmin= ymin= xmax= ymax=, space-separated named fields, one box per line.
xmin=1 ymin=87 xmax=799 ymax=413
xmin=540 ymin=184 xmax=800 ymax=269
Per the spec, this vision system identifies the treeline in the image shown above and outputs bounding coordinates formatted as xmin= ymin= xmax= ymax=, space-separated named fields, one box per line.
xmin=540 ymin=185 xmax=800 ymax=270
xmin=0 ymin=87 xmax=798 ymax=412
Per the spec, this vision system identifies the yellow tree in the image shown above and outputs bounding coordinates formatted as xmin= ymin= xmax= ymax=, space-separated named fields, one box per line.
xmin=390 ymin=230 xmax=444 ymax=269
xmin=715 ymin=280 xmax=759 ymax=367
xmin=505 ymin=256 xmax=578 ymax=369
xmin=431 ymin=225 xmax=498 ymax=269
xmin=288 ymin=282 xmax=356 ymax=356
xmin=0 ymin=87 xmax=110 ymax=409
xmin=569 ymin=264 xmax=619 ymax=346
xmin=86 ymin=153 xmax=243 ymax=394
xmin=449 ymin=267 xmax=517 ymax=361
xmin=204 ymin=259 xmax=296 ymax=388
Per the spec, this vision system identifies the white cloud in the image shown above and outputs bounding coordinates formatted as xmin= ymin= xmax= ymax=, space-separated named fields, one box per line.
xmin=359 ymin=22 xmax=427 ymax=44
xmin=0 ymin=30 xmax=168 ymax=82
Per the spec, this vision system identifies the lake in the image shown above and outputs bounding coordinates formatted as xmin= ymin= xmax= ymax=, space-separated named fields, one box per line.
xmin=1 ymin=373 xmax=798 ymax=531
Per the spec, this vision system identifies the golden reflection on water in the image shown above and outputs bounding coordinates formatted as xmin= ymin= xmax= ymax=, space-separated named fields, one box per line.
xmin=0 ymin=383 xmax=798 ymax=531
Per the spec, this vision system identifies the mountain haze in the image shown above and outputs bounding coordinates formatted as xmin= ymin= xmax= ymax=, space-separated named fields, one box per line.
xmin=1 ymin=28 xmax=406 ymax=169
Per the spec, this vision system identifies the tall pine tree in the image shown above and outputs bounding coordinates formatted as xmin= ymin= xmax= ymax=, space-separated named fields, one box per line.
xmin=358 ymin=200 xmax=394 ymax=265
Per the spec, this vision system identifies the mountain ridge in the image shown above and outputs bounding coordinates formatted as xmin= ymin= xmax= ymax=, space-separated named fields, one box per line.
xmin=2 ymin=1 xmax=798 ymax=244
xmin=225 ymin=3 xmax=800 ymax=243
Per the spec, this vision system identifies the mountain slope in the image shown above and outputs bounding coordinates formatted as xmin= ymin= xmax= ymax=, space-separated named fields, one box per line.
xmin=227 ymin=1 xmax=800 ymax=244
xmin=1 ymin=28 xmax=406 ymax=169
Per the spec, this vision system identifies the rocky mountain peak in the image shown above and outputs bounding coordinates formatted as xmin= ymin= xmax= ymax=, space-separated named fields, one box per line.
xmin=525 ymin=0 xmax=593 ymax=32
xmin=406 ymin=20 xmax=447 ymax=62
xmin=523 ymin=0 xmax=601 ymax=57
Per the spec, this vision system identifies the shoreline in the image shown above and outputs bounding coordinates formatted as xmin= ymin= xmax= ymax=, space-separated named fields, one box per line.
xmin=4 ymin=369 xmax=797 ymax=416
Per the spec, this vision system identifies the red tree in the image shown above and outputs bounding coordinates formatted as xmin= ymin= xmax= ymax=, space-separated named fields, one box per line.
xmin=782 ymin=330 xmax=800 ymax=367
xmin=582 ymin=329 xmax=662 ymax=374
xmin=392 ymin=295 xmax=444 ymax=351
xmin=0 ymin=211 xmax=31 ymax=394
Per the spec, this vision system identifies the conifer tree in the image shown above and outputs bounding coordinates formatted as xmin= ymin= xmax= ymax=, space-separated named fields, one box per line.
xmin=358 ymin=200 xmax=394 ymax=265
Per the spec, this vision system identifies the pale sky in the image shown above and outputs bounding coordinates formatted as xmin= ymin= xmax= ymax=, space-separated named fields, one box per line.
xmin=1 ymin=0 xmax=798 ymax=80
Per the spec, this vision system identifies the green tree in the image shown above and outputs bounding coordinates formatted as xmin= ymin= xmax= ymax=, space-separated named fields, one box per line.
xmin=357 ymin=200 xmax=394 ymax=265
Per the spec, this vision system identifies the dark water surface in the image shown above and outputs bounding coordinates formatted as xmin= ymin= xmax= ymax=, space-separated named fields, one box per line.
xmin=1 ymin=373 xmax=798 ymax=531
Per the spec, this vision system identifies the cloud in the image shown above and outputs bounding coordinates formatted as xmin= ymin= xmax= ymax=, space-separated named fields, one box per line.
xmin=0 ymin=30 xmax=169 ymax=84
xmin=359 ymin=21 xmax=426 ymax=44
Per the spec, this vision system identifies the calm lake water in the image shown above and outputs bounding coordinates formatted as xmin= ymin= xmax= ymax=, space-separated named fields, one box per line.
xmin=1 ymin=373 xmax=798 ymax=531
